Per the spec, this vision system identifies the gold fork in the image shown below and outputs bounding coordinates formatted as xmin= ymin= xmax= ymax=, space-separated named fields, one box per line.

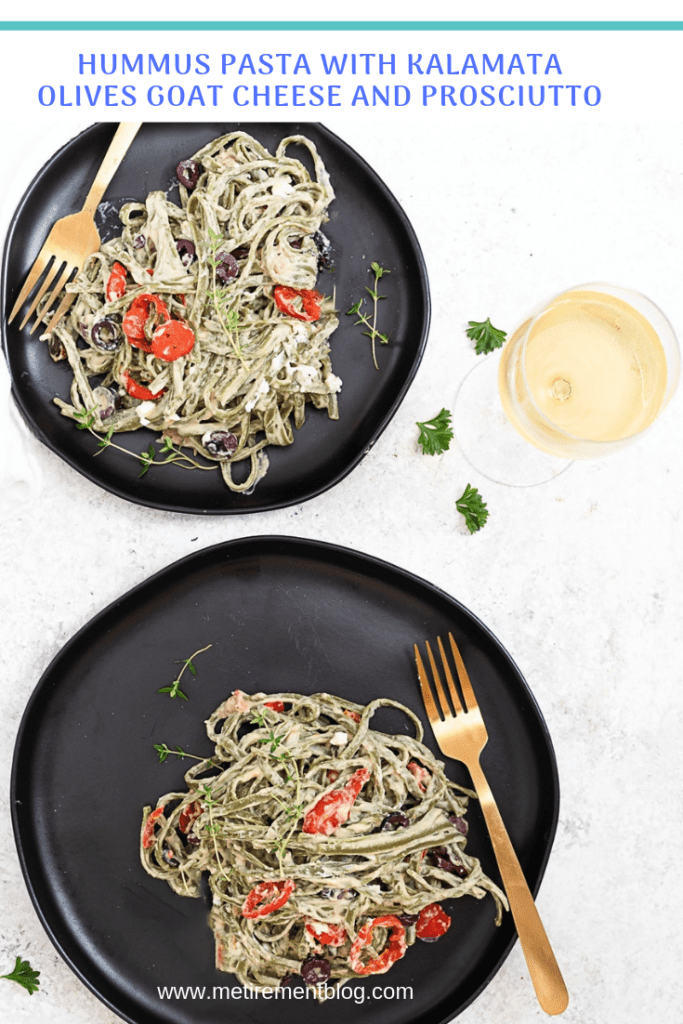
xmin=8 ymin=121 xmax=142 ymax=336
xmin=414 ymin=632 xmax=568 ymax=1016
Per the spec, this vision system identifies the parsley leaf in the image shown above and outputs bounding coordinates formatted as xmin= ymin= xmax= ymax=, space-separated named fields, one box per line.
xmin=456 ymin=484 xmax=489 ymax=534
xmin=466 ymin=318 xmax=507 ymax=355
xmin=416 ymin=408 xmax=453 ymax=456
xmin=2 ymin=955 xmax=40 ymax=994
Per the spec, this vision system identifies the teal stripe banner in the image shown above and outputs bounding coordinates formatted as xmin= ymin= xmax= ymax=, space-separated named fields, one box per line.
xmin=0 ymin=20 xmax=682 ymax=31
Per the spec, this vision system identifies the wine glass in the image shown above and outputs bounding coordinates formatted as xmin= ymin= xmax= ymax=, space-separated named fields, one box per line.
xmin=454 ymin=284 xmax=680 ymax=487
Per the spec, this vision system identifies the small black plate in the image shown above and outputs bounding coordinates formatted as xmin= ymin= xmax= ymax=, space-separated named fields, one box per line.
xmin=1 ymin=123 xmax=430 ymax=514
xmin=12 ymin=536 xmax=559 ymax=1024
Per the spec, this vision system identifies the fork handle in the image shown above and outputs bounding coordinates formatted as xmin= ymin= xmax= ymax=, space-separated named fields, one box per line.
xmin=81 ymin=122 xmax=143 ymax=216
xmin=469 ymin=759 xmax=569 ymax=1015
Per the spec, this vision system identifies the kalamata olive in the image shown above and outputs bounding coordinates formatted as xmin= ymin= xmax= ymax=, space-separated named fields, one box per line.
xmin=176 ymin=238 xmax=196 ymax=267
xmin=230 ymin=246 xmax=250 ymax=260
xmin=337 ymin=889 xmax=358 ymax=900
xmin=176 ymin=159 xmax=201 ymax=190
xmin=380 ymin=812 xmax=410 ymax=831
xmin=186 ymin=834 xmax=201 ymax=847
xmin=91 ymin=318 xmax=120 ymax=352
xmin=133 ymin=234 xmax=146 ymax=250
xmin=202 ymin=430 xmax=238 ymax=459
xmin=162 ymin=847 xmax=179 ymax=868
xmin=48 ymin=335 xmax=67 ymax=361
xmin=301 ymin=955 xmax=330 ymax=986
xmin=431 ymin=847 xmax=468 ymax=877
xmin=289 ymin=237 xmax=303 ymax=250
xmin=397 ymin=913 xmax=419 ymax=926
xmin=313 ymin=230 xmax=334 ymax=273
xmin=448 ymin=813 xmax=468 ymax=835
xmin=92 ymin=386 xmax=117 ymax=421
xmin=215 ymin=252 xmax=239 ymax=284
xmin=78 ymin=320 xmax=90 ymax=340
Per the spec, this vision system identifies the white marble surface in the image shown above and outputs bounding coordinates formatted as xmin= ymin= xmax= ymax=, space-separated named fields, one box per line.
xmin=1 ymin=118 xmax=682 ymax=1024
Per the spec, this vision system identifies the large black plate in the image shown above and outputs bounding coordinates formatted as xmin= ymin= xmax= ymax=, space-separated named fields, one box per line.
xmin=1 ymin=123 xmax=430 ymax=513
xmin=12 ymin=537 xmax=559 ymax=1024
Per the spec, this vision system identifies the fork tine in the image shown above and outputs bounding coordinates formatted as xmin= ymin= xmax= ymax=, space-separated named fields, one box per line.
xmin=437 ymin=636 xmax=464 ymax=713
xmin=7 ymin=246 xmax=53 ymax=324
xmin=27 ymin=263 xmax=75 ymax=336
xmin=425 ymin=640 xmax=452 ymax=719
xmin=413 ymin=645 xmax=441 ymax=726
xmin=42 ymin=290 xmax=77 ymax=337
xmin=448 ymin=633 xmax=478 ymax=712
xmin=18 ymin=259 xmax=63 ymax=330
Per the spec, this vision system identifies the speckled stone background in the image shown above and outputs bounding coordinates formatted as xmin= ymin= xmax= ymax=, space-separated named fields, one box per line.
xmin=1 ymin=116 xmax=682 ymax=1024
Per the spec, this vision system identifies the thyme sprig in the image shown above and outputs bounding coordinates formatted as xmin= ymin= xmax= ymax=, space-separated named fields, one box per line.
xmin=157 ymin=644 xmax=212 ymax=701
xmin=199 ymin=783 xmax=231 ymax=879
xmin=251 ymin=709 xmax=305 ymax=870
xmin=153 ymin=743 xmax=216 ymax=768
xmin=72 ymin=407 xmax=218 ymax=476
xmin=206 ymin=228 xmax=246 ymax=368
xmin=347 ymin=261 xmax=390 ymax=369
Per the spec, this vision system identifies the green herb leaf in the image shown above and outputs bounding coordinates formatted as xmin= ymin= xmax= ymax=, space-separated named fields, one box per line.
xmin=154 ymin=743 xmax=170 ymax=762
xmin=466 ymin=318 xmax=507 ymax=355
xmin=371 ymin=261 xmax=389 ymax=279
xmin=416 ymin=408 xmax=454 ymax=456
xmin=96 ymin=425 xmax=114 ymax=449
xmin=157 ymin=686 xmax=173 ymax=694
xmin=2 ymin=956 xmax=40 ymax=994
xmin=456 ymin=483 xmax=489 ymax=534
xmin=73 ymin=407 xmax=97 ymax=430
xmin=347 ymin=299 xmax=363 ymax=316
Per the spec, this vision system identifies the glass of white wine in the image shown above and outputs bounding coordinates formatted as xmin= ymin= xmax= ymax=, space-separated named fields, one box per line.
xmin=454 ymin=284 xmax=680 ymax=486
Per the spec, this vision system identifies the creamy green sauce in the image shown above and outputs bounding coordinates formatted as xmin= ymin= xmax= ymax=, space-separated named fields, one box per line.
xmin=44 ymin=132 xmax=340 ymax=492
xmin=141 ymin=691 xmax=507 ymax=992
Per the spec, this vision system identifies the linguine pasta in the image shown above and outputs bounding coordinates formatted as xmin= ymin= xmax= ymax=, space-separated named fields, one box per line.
xmin=141 ymin=690 xmax=506 ymax=992
xmin=42 ymin=131 xmax=340 ymax=492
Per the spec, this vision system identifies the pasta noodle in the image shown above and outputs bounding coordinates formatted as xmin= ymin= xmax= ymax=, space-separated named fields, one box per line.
xmin=42 ymin=131 xmax=340 ymax=492
xmin=141 ymin=690 xmax=507 ymax=992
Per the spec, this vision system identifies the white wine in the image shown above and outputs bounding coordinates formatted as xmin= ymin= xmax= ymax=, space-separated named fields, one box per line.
xmin=499 ymin=288 xmax=670 ymax=458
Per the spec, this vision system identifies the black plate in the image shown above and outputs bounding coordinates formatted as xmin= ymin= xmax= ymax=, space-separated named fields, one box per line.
xmin=1 ymin=123 xmax=430 ymax=514
xmin=12 ymin=536 xmax=559 ymax=1024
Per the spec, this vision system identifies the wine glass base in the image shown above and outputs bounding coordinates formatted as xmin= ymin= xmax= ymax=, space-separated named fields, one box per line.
xmin=453 ymin=357 xmax=573 ymax=488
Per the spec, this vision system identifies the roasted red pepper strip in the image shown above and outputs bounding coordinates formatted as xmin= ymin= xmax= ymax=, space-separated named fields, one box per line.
xmin=273 ymin=285 xmax=321 ymax=323
xmin=152 ymin=320 xmax=195 ymax=361
xmin=241 ymin=879 xmax=295 ymax=919
xmin=178 ymin=799 xmax=202 ymax=834
xmin=106 ymin=261 xmax=127 ymax=302
xmin=407 ymin=760 xmax=431 ymax=792
xmin=349 ymin=916 xmax=407 ymax=975
xmin=123 ymin=371 xmax=166 ymax=401
xmin=142 ymin=806 xmax=165 ymax=849
xmin=415 ymin=903 xmax=451 ymax=941
xmin=264 ymin=700 xmax=285 ymax=712
xmin=122 ymin=294 xmax=170 ymax=351
xmin=304 ymin=919 xmax=347 ymax=947
xmin=302 ymin=767 xmax=370 ymax=836
xmin=343 ymin=709 xmax=361 ymax=723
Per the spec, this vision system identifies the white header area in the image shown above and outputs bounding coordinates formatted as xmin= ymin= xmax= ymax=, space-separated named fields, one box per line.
xmin=0 ymin=27 xmax=680 ymax=122
xmin=0 ymin=28 xmax=679 ymax=122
